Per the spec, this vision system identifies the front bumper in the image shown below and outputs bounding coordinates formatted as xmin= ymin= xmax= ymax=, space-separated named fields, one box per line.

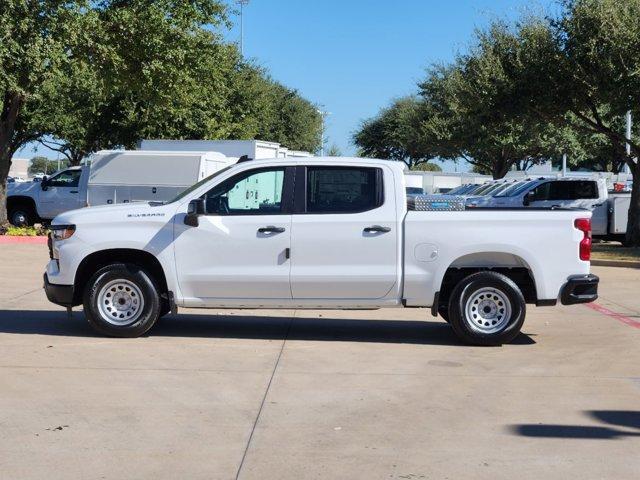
xmin=560 ymin=274 xmax=599 ymax=305
xmin=43 ymin=273 xmax=75 ymax=307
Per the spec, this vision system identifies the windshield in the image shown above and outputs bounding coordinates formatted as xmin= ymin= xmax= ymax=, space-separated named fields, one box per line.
xmin=493 ymin=181 xmax=524 ymax=197
xmin=468 ymin=183 xmax=496 ymax=195
xmin=166 ymin=165 xmax=234 ymax=204
xmin=490 ymin=183 xmax=517 ymax=196
xmin=474 ymin=183 xmax=504 ymax=196
xmin=497 ymin=180 xmax=538 ymax=197
xmin=448 ymin=184 xmax=475 ymax=195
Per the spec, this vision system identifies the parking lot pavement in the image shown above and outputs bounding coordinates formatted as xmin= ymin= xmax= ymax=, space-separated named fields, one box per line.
xmin=0 ymin=244 xmax=639 ymax=479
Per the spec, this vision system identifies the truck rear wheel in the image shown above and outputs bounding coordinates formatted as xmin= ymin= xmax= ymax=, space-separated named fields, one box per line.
xmin=447 ymin=271 xmax=526 ymax=346
xmin=83 ymin=263 xmax=161 ymax=337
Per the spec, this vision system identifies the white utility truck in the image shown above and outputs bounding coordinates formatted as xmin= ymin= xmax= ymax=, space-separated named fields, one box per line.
xmin=44 ymin=157 xmax=598 ymax=345
xmin=7 ymin=150 xmax=231 ymax=226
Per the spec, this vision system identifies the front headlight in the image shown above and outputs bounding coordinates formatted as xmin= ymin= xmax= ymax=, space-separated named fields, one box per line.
xmin=50 ymin=224 xmax=76 ymax=241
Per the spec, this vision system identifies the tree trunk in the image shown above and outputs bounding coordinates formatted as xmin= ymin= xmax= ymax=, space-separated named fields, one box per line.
xmin=492 ymin=158 xmax=511 ymax=179
xmin=0 ymin=151 xmax=11 ymax=226
xmin=0 ymin=91 xmax=25 ymax=226
xmin=625 ymin=162 xmax=640 ymax=247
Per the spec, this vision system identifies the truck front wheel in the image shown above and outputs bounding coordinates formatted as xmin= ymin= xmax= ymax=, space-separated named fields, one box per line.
xmin=447 ymin=271 xmax=526 ymax=346
xmin=83 ymin=263 xmax=161 ymax=337
xmin=8 ymin=204 xmax=36 ymax=227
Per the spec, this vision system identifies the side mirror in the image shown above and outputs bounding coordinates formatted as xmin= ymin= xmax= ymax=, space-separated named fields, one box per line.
xmin=184 ymin=198 xmax=205 ymax=227
xmin=523 ymin=191 xmax=533 ymax=206
xmin=40 ymin=177 xmax=49 ymax=190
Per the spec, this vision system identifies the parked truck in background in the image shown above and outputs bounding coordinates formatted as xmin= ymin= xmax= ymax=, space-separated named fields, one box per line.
xmin=43 ymin=157 xmax=598 ymax=346
xmin=6 ymin=151 xmax=232 ymax=226
xmin=466 ymin=177 xmax=635 ymax=243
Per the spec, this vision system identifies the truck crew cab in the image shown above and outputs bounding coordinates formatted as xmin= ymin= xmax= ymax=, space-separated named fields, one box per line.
xmin=44 ymin=157 xmax=598 ymax=346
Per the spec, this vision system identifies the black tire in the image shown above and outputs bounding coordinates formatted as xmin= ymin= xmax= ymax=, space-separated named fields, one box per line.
xmin=8 ymin=203 xmax=36 ymax=227
xmin=83 ymin=263 xmax=161 ymax=337
xmin=438 ymin=305 xmax=450 ymax=323
xmin=447 ymin=271 xmax=526 ymax=346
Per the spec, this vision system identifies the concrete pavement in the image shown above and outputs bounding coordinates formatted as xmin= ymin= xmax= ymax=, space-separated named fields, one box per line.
xmin=0 ymin=244 xmax=639 ymax=479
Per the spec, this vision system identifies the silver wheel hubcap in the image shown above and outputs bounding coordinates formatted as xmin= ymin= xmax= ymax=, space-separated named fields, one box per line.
xmin=97 ymin=279 xmax=144 ymax=326
xmin=465 ymin=287 xmax=512 ymax=334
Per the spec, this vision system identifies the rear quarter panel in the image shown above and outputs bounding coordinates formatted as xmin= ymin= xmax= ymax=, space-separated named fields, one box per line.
xmin=403 ymin=209 xmax=591 ymax=306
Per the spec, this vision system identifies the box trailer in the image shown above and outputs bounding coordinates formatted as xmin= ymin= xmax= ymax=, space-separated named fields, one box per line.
xmin=87 ymin=150 xmax=232 ymax=206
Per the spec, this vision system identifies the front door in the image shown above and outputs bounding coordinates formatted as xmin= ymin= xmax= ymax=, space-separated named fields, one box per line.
xmin=39 ymin=169 xmax=83 ymax=218
xmin=174 ymin=166 xmax=294 ymax=305
xmin=290 ymin=165 xmax=399 ymax=301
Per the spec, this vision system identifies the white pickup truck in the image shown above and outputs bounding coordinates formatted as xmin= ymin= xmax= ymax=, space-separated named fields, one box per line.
xmin=43 ymin=157 xmax=599 ymax=345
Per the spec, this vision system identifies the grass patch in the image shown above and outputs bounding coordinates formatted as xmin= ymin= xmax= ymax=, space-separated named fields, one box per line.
xmin=1 ymin=225 xmax=49 ymax=237
xmin=592 ymin=242 xmax=640 ymax=262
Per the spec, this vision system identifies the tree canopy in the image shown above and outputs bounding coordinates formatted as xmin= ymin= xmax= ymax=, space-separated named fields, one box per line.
xmin=354 ymin=0 xmax=640 ymax=244
xmin=0 ymin=0 xmax=321 ymax=224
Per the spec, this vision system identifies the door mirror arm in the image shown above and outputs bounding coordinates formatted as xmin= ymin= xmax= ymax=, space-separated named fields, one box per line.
xmin=523 ymin=192 xmax=534 ymax=206
xmin=184 ymin=198 xmax=205 ymax=227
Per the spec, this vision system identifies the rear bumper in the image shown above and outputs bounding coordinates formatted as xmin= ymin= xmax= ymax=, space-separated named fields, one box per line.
xmin=43 ymin=273 xmax=75 ymax=307
xmin=560 ymin=274 xmax=599 ymax=305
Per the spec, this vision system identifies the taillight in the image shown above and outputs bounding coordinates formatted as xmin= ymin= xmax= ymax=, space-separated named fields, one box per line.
xmin=574 ymin=218 xmax=591 ymax=261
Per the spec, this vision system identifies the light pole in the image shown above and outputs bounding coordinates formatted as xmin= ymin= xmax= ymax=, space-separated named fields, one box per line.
xmin=237 ymin=0 xmax=250 ymax=56
xmin=316 ymin=108 xmax=331 ymax=156
xmin=625 ymin=110 xmax=632 ymax=174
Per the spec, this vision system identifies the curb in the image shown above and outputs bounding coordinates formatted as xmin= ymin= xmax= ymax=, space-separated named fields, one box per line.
xmin=591 ymin=258 xmax=640 ymax=269
xmin=0 ymin=236 xmax=48 ymax=245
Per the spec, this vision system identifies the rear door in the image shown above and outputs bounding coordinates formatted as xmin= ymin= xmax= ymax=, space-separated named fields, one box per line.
xmin=290 ymin=165 xmax=398 ymax=301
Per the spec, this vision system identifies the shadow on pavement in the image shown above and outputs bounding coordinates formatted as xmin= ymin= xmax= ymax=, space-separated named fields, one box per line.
xmin=511 ymin=410 xmax=640 ymax=439
xmin=0 ymin=309 xmax=536 ymax=346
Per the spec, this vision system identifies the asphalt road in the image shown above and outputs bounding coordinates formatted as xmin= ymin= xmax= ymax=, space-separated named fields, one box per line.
xmin=1 ymin=244 xmax=639 ymax=479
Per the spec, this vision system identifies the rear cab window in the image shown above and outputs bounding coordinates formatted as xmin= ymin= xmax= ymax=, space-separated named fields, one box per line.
xmin=302 ymin=166 xmax=384 ymax=214
xmin=531 ymin=180 xmax=598 ymax=201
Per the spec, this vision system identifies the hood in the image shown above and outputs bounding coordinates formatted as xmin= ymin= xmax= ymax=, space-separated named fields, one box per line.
xmin=7 ymin=181 xmax=40 ymax=195
xmin=464 ymin=195 xmax=489 ymax=206
xmin=52 ymin=201 xmax=173 ymax=226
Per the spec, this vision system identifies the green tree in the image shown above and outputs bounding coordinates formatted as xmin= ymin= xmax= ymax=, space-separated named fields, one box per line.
xmin=415 ymin=23 xmax=569 ymax=179
xmin=411 ymin=162 xmax=442 ymax=172
xmin=257 ymin=81 xmax=322 ymax=153
xmin=353 ymin=96 xmax=432 ymax=168
xmin=0 ymin=1 xmax=92 ymax=225
xmin=494 ymin=1 xmax=640 ymax=244
xmin=27 ymin=0 xmax=231 ymax=165
xmin=28 ymin=156 xmax=68 ymax=175
xmin=326 ymin=144 xmax=342 ymax=156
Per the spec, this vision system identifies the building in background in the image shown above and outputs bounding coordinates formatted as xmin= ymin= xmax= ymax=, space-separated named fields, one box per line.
xmin=8 ymin=158 xmax=30 ymax=179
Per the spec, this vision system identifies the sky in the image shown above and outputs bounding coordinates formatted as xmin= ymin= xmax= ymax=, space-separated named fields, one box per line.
xmin=224 ymin=0 xmax=558 ymax=169
xmin=17 ymin=0 xmax=558 ymax=171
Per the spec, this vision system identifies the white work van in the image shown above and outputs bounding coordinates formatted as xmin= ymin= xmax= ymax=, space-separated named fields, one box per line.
xmin=6 ymin=150 xmax=232 ymax=226
xmin=44 ymin=157 xmax=598 ymax=346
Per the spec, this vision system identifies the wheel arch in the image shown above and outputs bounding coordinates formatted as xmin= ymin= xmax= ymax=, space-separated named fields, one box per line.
xmin=73 ymin=248 xmax=169 ymax=305
xmin=6 ymin=195 xmax=39 ymax=222
xmin=437 ymin=251 xmax=538 ymax=306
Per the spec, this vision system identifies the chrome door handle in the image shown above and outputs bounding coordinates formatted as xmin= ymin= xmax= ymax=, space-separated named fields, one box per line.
xmin=258 ymin=226 xmax=285 ymax=233
xmin=364 ymin=225 xmax=391 ymax=233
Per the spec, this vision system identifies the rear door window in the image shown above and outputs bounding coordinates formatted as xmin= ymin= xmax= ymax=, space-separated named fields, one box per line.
xmin=306 ymin=167 xmax=383 ymax=213
xmin=531 ymin=181 xmax=598 ymax=201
